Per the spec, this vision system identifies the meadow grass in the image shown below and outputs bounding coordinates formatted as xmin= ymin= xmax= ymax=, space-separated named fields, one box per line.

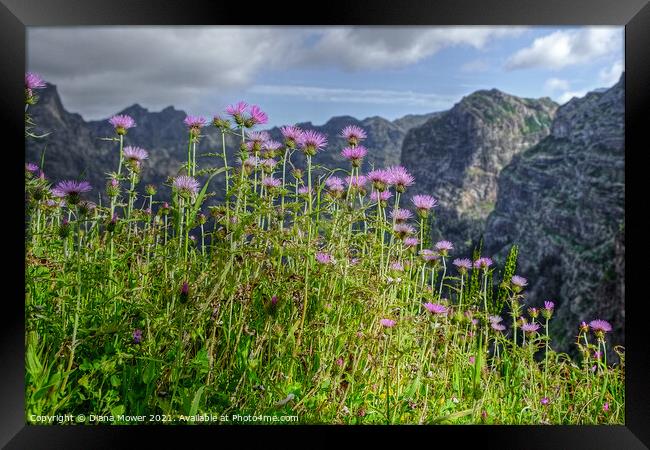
xmin=24 ymin=78 xmax=624 ymax=425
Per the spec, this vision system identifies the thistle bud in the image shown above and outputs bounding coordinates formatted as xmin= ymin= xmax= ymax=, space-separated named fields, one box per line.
xmin=212 ymin=116 xmax=231 ymax=130
xmin=58 ymin=219 xmax=71 ymax=239
xmin=159 ymin=202 xmax=170 ymax=216
xmin=107 ymin=178 xmax=120 ymax=197
xmin=106 ymin=214 xmax=118 ymax=232
xmin=179 ymin=282 xmax=189 ymax=304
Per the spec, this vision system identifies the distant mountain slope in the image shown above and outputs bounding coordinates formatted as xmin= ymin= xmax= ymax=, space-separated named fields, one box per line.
xmin=400 ymin=88 xmax=559 ymax=257
xmin=25 ymin=84 xmax=436 ymax=203
xmin=484 ymin=75 xmax=625 ymax=352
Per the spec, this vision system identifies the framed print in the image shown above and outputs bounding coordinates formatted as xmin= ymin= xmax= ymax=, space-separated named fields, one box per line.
xmin=3 ymin=0 xmax=648 ymax=447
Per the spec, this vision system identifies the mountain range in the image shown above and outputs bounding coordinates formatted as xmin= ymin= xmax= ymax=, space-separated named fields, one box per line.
xmin=25 ymin=76 xmax=625 ymax=352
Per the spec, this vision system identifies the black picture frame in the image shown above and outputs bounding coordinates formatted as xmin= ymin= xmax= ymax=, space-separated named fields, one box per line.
xmin=3 ymin=0 xmax=647 ymax=448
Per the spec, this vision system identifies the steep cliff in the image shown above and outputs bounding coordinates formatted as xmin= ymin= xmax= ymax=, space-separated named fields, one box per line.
xmin=484 ymin=75 xmax=625 ymax=352
xmin=400 ymin=89 xmax=558 ymax=256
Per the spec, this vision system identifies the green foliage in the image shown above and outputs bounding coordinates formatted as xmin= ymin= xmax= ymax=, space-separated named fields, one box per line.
xmin=23 ymin=100 xmax=624 ymax=426
xmin=468 ymin=241 xmax=482 ymax=308
xmin=496 ymin=245 xmax=519 ymax=314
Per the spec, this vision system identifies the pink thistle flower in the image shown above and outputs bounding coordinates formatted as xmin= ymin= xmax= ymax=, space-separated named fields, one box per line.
xmin=491 ymin=322 xmax=506 ymax=332
xmin=246 ymin=105 xmax=268 ymax=127
xmin=247 ymin=131 xmax=270 ymax=152
xmin=469 ymin=356 xmax=476 ymax=364
xmin=336 ymin=358 xmax=344 ymax=367
xmin=184 ymin=115 xmax=208 ymax=129
xmin=542 ymin=300 xmax=555 ymax=319
xmin=435 ymin=240 xmax=453 ymax=257
xmin=132 ymin=329 xmax=143 ymax=344
xmin=589 ymin=319 xmax=612 ymax=339
xmin=340 ymin=125 xmax=367 ymax=146
xmin=341 ymin=146 xmax=368 ymax=167
xmin=315 ymin=252 xmax=335 ymax=265
xmin=108 ymin=114 xmax=136 ymax=135
xmin=280 ymin=125 xmax=304 ymax=149
xmin=261 ymin=158 xmax=278 ymax=173
xmin=241 ymin=156 xmax=260 ymax=175
xmin=261 ymin=176 xmax=281 ymax=190
xmin=403 ymin=237 xmax=419 ymax=248
xmin=540 ymin=397 xmax=550 ymax=406
xmin=420 ymin=249 xmax=439 ymax=263
xmin=262 ymin=140 xmax=282 ymax=158
xmin=390 ymin=261 xmax=404 ymax=272
xmin=521 ymin=322 xmax=540 ymax=334
xmin=393 ymin=223 xmax=415 ymax=238
xmin=325 ymin=176 xmax=345 ymax=190
xmin=299 ymin=130 xmax=327 ymax=156
xmin=511 ymin=275 xmax=528 ymax=288
xmin=367 ymin=169 xmax=392 ymax=192
xmin=122 ymin=146 xmax=149 ymax=162
xmin=52 ymin=180 xmax=92 ymax=205
xmin=412 ymin=194 xmax=438 ymax=217
xmin=473 ymin=257 xmax=493 ymax=270
xmin=603 ymin=402 xmax=610 ymax=412
xmin=298 ymin=186 xmax=311 ymax=196
xmin=380 ymin=318 xmax=396 ymax=328
xmin=489 ymin=315 xmax=503 ymax=323
xmin=388 ymin=166 xmax=414 ymax=193
xmin=589 ymin=319 xmax=612 ymax=333
xmin=173 ymin=175 xmax=200 ymax=199
xmin=390 ymin=208 xmax=413 ymax=223
xmin=370 ymin=190 xmax=392 ymax=204
xmin=25 ymin=72 xmax=46 ymax=90
xmin=453 ymin=258 xmax=472 ymax=273
xmin=225 ymin=101 xmax=248 ymax=125
xmin=346 ymin=175 xmax=368 ymax=192
xmin=579 ymin=321 xmax=590 ymax=333
xmin=325 ymin=176 xmax=345 ymax=198
xmin=424 ymin=303 xmax=448 ymax=315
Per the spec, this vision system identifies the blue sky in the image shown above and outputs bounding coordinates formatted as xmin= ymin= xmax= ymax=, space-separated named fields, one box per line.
xmin=27 ymin=26 xmax=623 ymax=127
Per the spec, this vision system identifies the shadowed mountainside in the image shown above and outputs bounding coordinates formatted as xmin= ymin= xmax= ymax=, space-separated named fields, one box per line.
xmin=484 ymin=75 xmax=625 ymax=353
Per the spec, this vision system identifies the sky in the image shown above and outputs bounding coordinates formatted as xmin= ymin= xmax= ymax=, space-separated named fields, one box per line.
xmin=27 ymin=26 xmax=624 ymax=128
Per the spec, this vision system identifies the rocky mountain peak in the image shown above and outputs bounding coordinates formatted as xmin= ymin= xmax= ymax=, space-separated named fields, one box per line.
xmin=484 ymin=78 xmax=624 ymax=354
xmin=117 ymin=103 xmax=149 ymax=117
xmin=551 ymin=73 xmax=624 ymax=148
xmin=29 ymin=83 xmax=74 ymax=126
xmin=400 ymin=89 xmax=558 ymax=255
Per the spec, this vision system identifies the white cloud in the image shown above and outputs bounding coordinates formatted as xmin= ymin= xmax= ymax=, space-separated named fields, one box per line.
xmin=248 ymin=84 xmax=460 ymax=110
xmin=505 ymin=27 xmax=622 ymax=70
xmin=599 ymin=60 xmax=624 ymax=86
xmin=28 ymin=26 xmax=527 ymax=120
xmin=544 ymin=78 xmax=570 ymax=92
xmin=557 ymin=90 xmax=589 ymax=104
xmin=307 ymin=27 xmax=526 ymax=70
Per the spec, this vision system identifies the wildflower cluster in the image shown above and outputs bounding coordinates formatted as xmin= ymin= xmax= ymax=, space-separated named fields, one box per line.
xmin=24 ymin=73 xmax=623 ymax=426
